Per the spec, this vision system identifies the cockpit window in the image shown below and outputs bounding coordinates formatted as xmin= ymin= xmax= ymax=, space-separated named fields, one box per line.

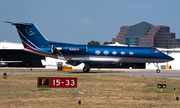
xmin=153 ymin=49 xmax=161 ymax=53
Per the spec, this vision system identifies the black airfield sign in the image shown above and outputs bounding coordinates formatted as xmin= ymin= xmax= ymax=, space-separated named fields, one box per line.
xmin=38 ymin=77 xmax=50 ymax=87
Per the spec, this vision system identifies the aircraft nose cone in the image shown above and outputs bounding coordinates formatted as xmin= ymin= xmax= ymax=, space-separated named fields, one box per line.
xmin=166 ymin=54 xmax=174 ymax=61
xmin=169 ymin=56 xmax=174 ymax=61
xmin=157 ymin=53 xmax=174 ymax=62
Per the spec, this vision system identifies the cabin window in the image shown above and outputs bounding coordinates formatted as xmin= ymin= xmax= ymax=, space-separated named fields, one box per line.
xmin=121 ymin=52 xmax=125 ymax=55
xmin=104 ymin=51 xmax=109 ymax=55
xmin=112 ymin=51 xmax=117 ymax=55
xmin=95 ymin=50 xmax=101 ymax=55
xmin=129 ymin=52 xmax=134 ymax=56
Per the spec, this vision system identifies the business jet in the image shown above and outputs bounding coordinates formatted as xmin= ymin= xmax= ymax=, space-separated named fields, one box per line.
xmin=7 ymin=22 xmax=174 ymax=73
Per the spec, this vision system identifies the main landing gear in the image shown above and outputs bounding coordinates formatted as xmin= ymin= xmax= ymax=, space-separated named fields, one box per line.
xmin=83 ymin=63 xmax=91 ymax=72
xmin=83 ymin=67 xmax=90 ymax=72
xmin=153 ymin=63 xmax=160 ymax=73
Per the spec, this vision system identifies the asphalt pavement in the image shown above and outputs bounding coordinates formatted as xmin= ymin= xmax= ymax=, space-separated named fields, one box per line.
xmin=0 ymin=69 xmax=180 ymax=79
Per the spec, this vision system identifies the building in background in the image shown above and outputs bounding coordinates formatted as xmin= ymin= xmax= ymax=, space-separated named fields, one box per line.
xmin=0 ymin=41 xmax=44 ymax=67
xmin=112 ymin=21 xmax=180 ymax=48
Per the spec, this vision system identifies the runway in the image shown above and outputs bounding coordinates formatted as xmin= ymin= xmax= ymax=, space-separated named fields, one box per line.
xmin=0 ymin=69 xmax=180 ymax=79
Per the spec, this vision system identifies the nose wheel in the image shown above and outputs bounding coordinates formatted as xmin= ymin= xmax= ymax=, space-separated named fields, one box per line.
xmin=156 ymin=69 xmax=160 ymax=73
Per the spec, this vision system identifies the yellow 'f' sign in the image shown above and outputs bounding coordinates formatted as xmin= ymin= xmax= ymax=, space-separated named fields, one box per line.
xmin=42 ymin=79 xmax=46 ymax=85
xmin=37 ymin=77 xmax=50 ymax=87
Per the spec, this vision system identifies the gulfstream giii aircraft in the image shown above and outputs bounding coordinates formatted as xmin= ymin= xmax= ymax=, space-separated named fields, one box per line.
xmin=7 ymin=22 xmax=174 ymax=73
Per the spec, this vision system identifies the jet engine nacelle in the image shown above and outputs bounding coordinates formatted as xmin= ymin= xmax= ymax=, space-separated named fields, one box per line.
xmin=56 ymin=46 xmax=87 ymax=54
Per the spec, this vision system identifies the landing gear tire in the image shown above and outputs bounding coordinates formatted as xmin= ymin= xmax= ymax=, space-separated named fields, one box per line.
xmin=83 ymin=68 xmax=90 ymax=72
xmin=156 ymin=69 xmax=160 ymax=73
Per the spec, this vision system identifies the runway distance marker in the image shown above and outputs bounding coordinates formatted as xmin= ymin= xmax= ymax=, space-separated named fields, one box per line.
xmin=37 ymin=77 xmax=77 ymax=88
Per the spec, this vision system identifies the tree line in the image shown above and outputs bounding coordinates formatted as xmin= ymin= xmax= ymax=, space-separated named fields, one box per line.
xmin=88 ymin=40 xmax=112 ymax=45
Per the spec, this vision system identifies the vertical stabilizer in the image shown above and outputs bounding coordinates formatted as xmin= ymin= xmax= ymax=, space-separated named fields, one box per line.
xmin=7 ymin=22 xmax=49 ymax=49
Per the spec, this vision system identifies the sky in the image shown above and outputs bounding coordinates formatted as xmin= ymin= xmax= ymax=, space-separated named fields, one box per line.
xmin=0 ymin=0 xmax=180 ymax=45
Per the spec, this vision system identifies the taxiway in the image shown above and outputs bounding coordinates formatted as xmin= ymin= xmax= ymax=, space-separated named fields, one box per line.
xmin=0 ymin=69 xmax=180 ymax=79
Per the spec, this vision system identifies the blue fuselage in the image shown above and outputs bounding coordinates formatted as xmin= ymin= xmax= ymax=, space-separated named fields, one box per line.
xmin=34 ymin=43 xmax=174 ymax=64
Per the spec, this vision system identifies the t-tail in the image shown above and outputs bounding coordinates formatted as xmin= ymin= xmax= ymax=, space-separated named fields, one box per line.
xmin=7 ymin=22 xmax=49 ymax=48
xmin=6 ymin=22 xmax=60 ymax=58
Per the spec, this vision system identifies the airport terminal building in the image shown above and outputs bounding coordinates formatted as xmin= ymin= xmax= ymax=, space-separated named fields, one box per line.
xmin=112 ymin=21 xmax=180 ymax=48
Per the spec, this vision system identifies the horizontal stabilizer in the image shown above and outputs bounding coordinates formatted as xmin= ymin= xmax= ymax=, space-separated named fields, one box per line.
xmin=5 ymin=21 xmax=32 ymax=26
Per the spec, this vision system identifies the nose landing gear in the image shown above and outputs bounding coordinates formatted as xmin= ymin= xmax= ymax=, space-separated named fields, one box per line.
xmin=153 ymin=63 xmax=160 ymax=73
xmin=156 ymin=69 xmax=160 ymax=73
